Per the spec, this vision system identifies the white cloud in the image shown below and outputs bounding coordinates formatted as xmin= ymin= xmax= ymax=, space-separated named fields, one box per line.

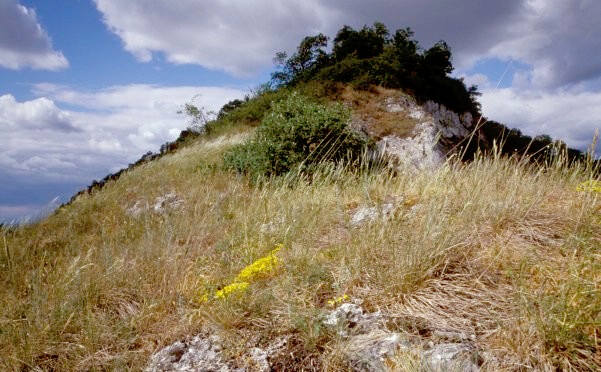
xmin=479 ymin=87 xmax=601 ymax=152
xmin=94 ymin=0 xmax=601 ymax=90
xmin=1 ymin=84 xmax=245 ymax=185
xmin=94 ymin=0 xmax=340 ymax=76
xmin=0 ymin=83 xmax=244 ymax=221
xmin=0 ymin=0 xmax=68 ymax=70
xmin=0 ymin=94 xmax=78 ymax=131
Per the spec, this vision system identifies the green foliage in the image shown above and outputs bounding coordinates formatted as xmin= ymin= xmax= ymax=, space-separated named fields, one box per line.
xmin=205 ymin=85 xmax=289 ymax=136
xmin=272 ymin=23 xmax=481 ymax=116
xmin=272 ymin=34 xmax=329 ymax=86
xmin=223 ymin=92 xmax=367 ymax=178
xmin=177 ymin=96 xmax=215 ymax=133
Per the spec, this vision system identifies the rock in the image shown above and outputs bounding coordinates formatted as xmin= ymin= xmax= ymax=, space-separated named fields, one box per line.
xmin=146 ymin=334 xmax=239 ymax=372
xmin=421 ymin=343 xmax=480 ymax=372
xmin=345 ymin=330 xmax=409 ymax=371
xmin=376 ymin=96 xmax=476 ymax=172
xmin=247 ymin=347 xmax=269 ymax=372
xmin=323 ymin=302 xmax=482 ymax=371
xmin=147 ymin=333 xmax=291 ymax=372
xmin=349 ymin=202 xmax=396 ymax=227
xmin=324 ymin=302 xmax=408 ymax=371
xmin=126 ymin=193 xmax=184 ymax=217
xmin=245 ymin=335 xmax=290 ymax=371
xmin=377 ymin=124 xmax=444 ymax=172
xmin=324 ymin=303 xmax=365 ymax=328
xmin=153 ymin=193 xmax=184 ymax=213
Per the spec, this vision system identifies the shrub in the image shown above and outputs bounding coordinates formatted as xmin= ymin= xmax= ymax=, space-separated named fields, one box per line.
xmin=223 ymin=92 xmax=367 ymax=178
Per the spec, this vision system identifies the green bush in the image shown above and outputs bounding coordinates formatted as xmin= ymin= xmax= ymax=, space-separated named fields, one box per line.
xmin=223 ymin=92 xmax=367 ymax=178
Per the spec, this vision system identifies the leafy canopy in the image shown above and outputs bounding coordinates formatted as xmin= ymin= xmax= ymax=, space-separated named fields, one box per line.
xmin=271 ymin=23 xmax=480 ymax=116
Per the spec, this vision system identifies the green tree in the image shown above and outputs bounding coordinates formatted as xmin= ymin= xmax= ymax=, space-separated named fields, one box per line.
xmin=272 ymin=34 xmax=329 ymax=85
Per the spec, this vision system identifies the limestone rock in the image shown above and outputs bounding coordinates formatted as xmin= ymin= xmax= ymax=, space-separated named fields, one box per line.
xmin=126 ymin=193 xmax=184 ymax=217
xmin=146 ymin=334 xmax=238 ymax=372
xmin=421 ymin=343 xmax=480 ymax=372
xmin=345 ymin=330 xmax=409 ymax=371
xmin=324 ymin=301 xmax=407 ymax=371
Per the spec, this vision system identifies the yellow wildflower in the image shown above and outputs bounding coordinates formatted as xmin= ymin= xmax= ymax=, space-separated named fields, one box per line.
xmin=577 ymin=180 xmax=601 ymax=193
xmin=210 ymin=244 xmax=284 ymax=301
xmin=234 ymin=245 xmax=282 ymax=283
xmin=327 ymin=294 xmax=350 ymax=307
xmin=214 ymin=282 xmax=249 ymax=299
xmin=198 ymin=292 xmax=210 ymax=303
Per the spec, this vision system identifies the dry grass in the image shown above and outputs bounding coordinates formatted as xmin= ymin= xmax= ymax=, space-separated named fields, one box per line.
xmin=1 ymin=128 xmax=600 ymax=371
xmin=338 ymin=86 xmax=420 ymax=140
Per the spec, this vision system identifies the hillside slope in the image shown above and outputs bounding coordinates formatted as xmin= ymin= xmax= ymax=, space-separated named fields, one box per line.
xmin=1 ymin=87 xmax=600 ymax=370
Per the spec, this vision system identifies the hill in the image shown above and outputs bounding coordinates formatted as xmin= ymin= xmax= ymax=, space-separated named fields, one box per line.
xmin=1 ymin=24 xmax=600 ymax=371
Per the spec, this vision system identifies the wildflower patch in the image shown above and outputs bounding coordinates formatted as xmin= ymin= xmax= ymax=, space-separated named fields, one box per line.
xmin=327 ymin=294 xmax=350 ymax=307
xmin=202 ymin=244 xmax=283 ymax=302
xmin=577 ymin=180 xmax=601 ymax=193
xmin=215 ymin=282 xmax=250 ymax=299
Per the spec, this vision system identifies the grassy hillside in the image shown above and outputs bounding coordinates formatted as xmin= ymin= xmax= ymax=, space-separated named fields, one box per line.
xmin=1 ymin=23 xmax=599 ymax=369
xmin=1 ymin=106 xmax=600 ymax=370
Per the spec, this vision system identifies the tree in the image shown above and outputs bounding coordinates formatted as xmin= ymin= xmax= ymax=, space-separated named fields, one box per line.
xmin=177 ymin=95 xmax=215 ymax=133
xmin=422 ymin=41 xmax=453 ymax=76
xmin=332 ymin=23 xmax=389 ymax=61
xmin=271 ymin=34 xmax=329 ymax=85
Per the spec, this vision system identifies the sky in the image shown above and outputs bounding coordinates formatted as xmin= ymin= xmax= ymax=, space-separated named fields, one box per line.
xmin=1 ymin=0 xmax=600 ymax=223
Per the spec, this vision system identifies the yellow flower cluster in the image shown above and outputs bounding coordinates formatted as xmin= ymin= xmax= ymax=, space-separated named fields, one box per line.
xmin=327 ymin=294 xmax=350 ymax=307
xmin=577 ymin=180 xmax=601 ymax=193
xmin=235 ymin=244 xmax=282 ymax=283
xmin=214 ymin=282 xmax=249 ymax=299
xmin=204 ymin=244 xmax=283 ymax=302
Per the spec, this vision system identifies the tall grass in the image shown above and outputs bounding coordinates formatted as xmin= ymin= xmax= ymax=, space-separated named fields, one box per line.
xmin=1 ymin=131 xmax=599 ymax=370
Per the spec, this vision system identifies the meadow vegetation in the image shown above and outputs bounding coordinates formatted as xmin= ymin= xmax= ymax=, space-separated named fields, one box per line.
xmin=1 ymin=23 xmax=600 ymax=371
xmin=1 ymin=115 xmax=600 ymax=369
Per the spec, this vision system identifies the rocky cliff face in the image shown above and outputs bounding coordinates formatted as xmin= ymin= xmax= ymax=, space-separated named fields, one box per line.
xmin=347 ymin=90 xmax=477 ymax=172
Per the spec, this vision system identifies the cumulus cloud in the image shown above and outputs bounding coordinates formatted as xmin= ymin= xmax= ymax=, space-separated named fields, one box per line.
xmin=94 ymin=0 xmax=340 ymax=76
xmin=0 ymin=0 xmax=68 ymax=70
xmin=0 ymin=84 xmax=244 ymax=221
xmin=0 ymin=94 xmax=78 ymax=132
xmin=94 ymin=0 xmax=601 ymax=90
xmin=479 ymin=87 xmax=601 ymax=153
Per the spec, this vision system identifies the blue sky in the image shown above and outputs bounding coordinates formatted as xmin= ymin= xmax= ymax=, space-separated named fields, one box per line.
xmin=1 ymin=0 xmax=601 ymax=223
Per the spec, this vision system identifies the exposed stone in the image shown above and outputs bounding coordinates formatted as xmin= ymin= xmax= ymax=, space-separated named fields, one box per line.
xmin=324 ymin=301 xmax=407 ymax=371
xmin=147 ymin=333 xmax=291 ymax=372
xmin=126 ymin=200 xmax=148 ymax=217
xmin=323 ymin=302 xmax=482 ymax=372
xmin=244 ymin=335 xmax=290 ymax=371
xmin=345 ymin=330 xmax=409 ymax=371
xmin=421 ymin=343 xmax=480 ymax=372
xmin=246 ymin=347 xmax=269 ymax=372
xmin=126 ymin=193 xmax=184 ymax=217
xmin=349 ymin=201 xmax=397 ymax=227
xmin=153 ymin=193 xmax=184 ymax=213
xmin=377 ymin=124 xmax=444 ymax=172
xmin=376 ymin=95 xmax=476 ymax=172
xmin=146 ymin=334 xmax=239 ymax=372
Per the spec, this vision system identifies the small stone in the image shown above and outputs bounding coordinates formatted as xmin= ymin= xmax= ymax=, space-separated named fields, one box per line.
xmin=421 ymin=343 xmax=480 ymax=372
xmin=247 ymin=347 xmax=270 ymax=372
xmin=345 ymin=330 xmax=409 ymax=371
